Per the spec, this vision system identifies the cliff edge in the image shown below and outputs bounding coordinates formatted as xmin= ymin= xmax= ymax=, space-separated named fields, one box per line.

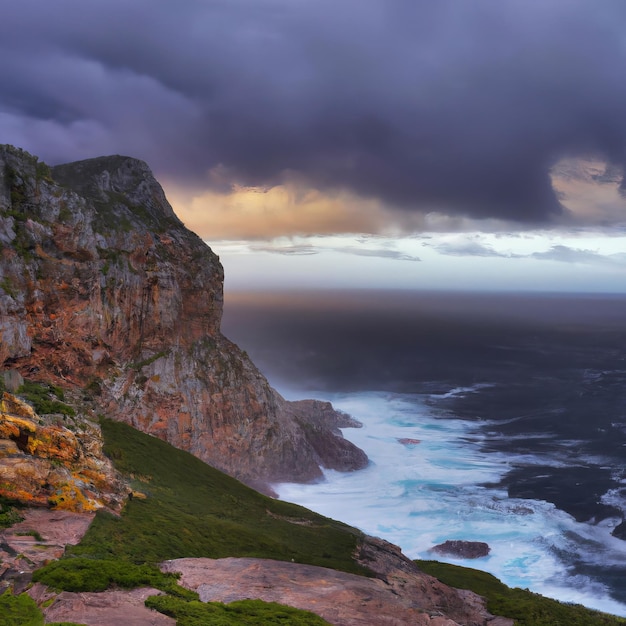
xmin=0 ymin=145 xmax=367 ymax=493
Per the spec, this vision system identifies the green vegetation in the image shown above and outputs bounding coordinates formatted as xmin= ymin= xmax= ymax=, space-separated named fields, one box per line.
xmin=0 ymin=590 xmax=43 ymax=626
xmin=145 ymin=596 xmax=332 ymax=625
xmin=16 ymin=529 xmax=44 ymax=541
xmin=128 ymin=350 xmax=169 ymax=371
xmin=17 ymin=380 xmax=76 ymax=417
xmin=0 ymin=590 xmax=86 ymax=626
xmin=33 ymin=558 xmax=193 ymax=598
xmin=35 ymin=160 xmax=52 ymax=183
xmin=416 ymin=560 xmax=626 ymax=626
xmin=64 ymin=418 xmax=365 ymax=575
xmin=0 ymin=277 xmax=16 ymax=298
xmin=0 ymin=497 xmax=24 ymax=528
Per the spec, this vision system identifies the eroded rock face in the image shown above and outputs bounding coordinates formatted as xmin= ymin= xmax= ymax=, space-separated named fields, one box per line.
xmin=0 ymin=145 xmax=367 ymax=491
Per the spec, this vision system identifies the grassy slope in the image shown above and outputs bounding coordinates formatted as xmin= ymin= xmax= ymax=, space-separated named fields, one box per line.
xmin=64 ymin=418 xmax=367 ymax=574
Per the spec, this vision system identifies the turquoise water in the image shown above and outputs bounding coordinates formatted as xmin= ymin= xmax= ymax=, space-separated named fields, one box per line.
xmin=276 ymin=390 xmax=626 ymax=617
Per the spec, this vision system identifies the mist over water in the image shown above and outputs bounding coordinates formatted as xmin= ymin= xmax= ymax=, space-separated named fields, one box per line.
xmin=222 ymin=290 xmax=626 ymax=615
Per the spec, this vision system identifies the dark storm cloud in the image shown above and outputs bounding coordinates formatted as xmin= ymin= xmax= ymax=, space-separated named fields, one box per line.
xmin=2 ymin=0 xmax=626 ymax=225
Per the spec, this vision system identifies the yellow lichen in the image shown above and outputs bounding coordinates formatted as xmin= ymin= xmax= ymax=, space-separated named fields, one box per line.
xmin=0 ymin=415 xmax=37 ymax=438
xmin=0 ymin=393 xmax=39 ymax=421
xmin=48 ymin=482 xmax=99 ymax=512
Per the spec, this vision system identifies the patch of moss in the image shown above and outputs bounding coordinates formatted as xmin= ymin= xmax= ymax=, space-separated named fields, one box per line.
xmin=415 ymin=560 xmax=626 ymax=626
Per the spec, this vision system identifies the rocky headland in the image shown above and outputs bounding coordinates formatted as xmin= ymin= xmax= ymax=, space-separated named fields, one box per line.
xmin=0 ymin=144 xmax=367 ymax=494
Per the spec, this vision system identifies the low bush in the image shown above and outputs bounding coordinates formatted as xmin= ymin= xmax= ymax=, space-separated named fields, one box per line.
xmin=0 ymin=590 xmax=43 ymax=626
xmin=17 ymin=380 xmax=75 ymax=417
xmin=32 ymin=558 xmax=192 ymax=598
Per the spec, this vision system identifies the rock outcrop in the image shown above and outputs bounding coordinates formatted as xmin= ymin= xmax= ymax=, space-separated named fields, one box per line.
xmin=430 ymin=540 xmax=491 ymax=560
xmin=0 ymin=391 xmax=125 ymax=511
xmin=0 ymin=145 xmax=367 ymax=493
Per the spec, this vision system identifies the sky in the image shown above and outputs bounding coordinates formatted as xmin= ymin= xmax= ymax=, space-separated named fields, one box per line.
xmin=2 ymin=0 xmax=626 ymax=292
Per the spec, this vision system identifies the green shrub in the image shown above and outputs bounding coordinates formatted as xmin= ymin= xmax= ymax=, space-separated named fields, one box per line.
xmin=0 ymin=590 xmax=44 ymax=626
xmin=145 ymin=595 xmax=332 ymax=626
xmin=32 ymin=558 xmax=189 ymax=596
xmin=0 ymin=499 xmax=24 ymax=528
xmin=17 ymin=380 xmax=75 ymax=417
xmin=416 ymin=560 xmax=626 ymax=626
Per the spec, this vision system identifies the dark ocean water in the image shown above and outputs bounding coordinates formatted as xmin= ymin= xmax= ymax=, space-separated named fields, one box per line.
xmin=221 ymin=289 xmax=626 ymax=613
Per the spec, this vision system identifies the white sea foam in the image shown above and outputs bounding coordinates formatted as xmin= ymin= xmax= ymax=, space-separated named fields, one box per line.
xmin=275 ymin=390 xmax=626 ymax=617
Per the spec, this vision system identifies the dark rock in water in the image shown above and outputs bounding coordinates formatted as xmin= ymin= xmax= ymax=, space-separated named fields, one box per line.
xmin=612 ymin=520 xmax=626 ymax=540
xmin=430 ymin=540 xmax=491 ymax=559
xmin=398 ymin=438 xmax=421 ymax=445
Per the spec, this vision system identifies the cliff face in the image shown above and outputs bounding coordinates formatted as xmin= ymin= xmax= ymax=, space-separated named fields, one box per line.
xmin=0 ymin=145 xmax=367 ymax=492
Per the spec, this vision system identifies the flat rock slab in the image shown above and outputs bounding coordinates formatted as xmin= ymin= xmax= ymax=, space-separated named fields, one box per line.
xmin=16 ymin=507 xmax=95 ymax=545
xmin=162 ymin=557 xmax=489 ymax=626
xmin=1 ymin=508 xmax=95 ymax=592
xmin=30 ymin=584 xmax=175 ymax=626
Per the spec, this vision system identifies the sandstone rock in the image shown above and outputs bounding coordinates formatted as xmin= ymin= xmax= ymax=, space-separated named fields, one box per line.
xmin=430 ymin=540 xmax=491 ymax=559
xmin=1 ymin=509 xmax=95 ymax=594
xmin=161 ymin=553 xmax=511 ymax=626
xmin=29 ymin=585 xmax=175 ymax=626
xmin=0 ymin=144 xmax=367 ymax=491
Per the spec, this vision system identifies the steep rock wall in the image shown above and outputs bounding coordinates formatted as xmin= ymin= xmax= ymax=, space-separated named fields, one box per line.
xmin=0 ymin=145 xmax=367 ymax=492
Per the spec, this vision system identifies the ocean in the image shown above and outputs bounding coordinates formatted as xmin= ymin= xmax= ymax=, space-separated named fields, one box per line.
xmin=221 ymin=289 xmax=626 ymax=616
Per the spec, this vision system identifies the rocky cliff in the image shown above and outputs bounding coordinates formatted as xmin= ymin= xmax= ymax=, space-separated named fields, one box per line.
xmin=0 ymin=144 xmax=367 ymax=494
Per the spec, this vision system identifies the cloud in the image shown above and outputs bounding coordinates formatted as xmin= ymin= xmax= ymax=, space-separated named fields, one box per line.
xmin=249 ymin=243 xmax=320 ymax=256
xmin=2 ymin=0 xmax=626 ymax=232
xmin=530 ymin=245 xmax=626 ymax=266
xmin=167 ymin=184 xmax=389 ymax=239
xmin=243 ymin=238 xmax=421 ymax=261
xmin=432 ymin=240 xmax=518 ymax=258
xmin=332 ymin=246 xmax=421 ymax=261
